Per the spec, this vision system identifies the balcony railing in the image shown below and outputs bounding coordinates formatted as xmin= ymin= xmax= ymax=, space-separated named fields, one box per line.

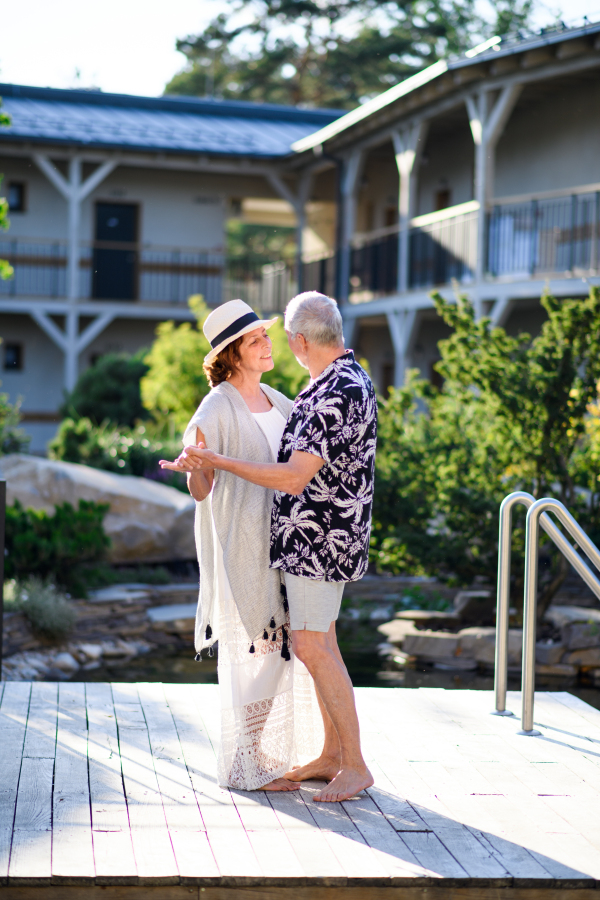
xmin=409 ymin=202 xmax=478 ymax=288
xmin=487 ymin=191 xmax=600 ymax=277
xmin=0 ymin=238 xmax=294 ymax=311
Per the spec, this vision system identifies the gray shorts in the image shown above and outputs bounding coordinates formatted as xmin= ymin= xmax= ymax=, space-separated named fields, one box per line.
xmin=283 ymin=572 xmax=345 ymax=632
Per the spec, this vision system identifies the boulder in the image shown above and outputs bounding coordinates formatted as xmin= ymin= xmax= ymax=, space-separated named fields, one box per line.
xmin=535 ymin=642 xmax=564 ymax=666
xmin=457 ymin=626 xmax=523 ymax=667
xmin=564 ymin=647 xmax=600 ymax=667
xmin=0 ymin=454 xmax=196 ymax=564
xmin=561 ymin=621 xmax=600 ymax=651
xmin=545 ymin=605 xmax=600 ymax=629
xmin=453 ymin=590 xmax=495 ymax=626
xmin=395 ymin=610 xmax=460 ymax=631
xmin=377 ymin=619 xmax=418 ymax=647
xmin=402 ymin=631 xmax=459 ymax=660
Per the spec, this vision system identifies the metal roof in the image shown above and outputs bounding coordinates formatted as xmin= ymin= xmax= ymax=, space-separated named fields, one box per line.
xmin=0 ymin=84 xmax=343 ymax=159
xmin=292 ymin=19 xmax=600 ymax=153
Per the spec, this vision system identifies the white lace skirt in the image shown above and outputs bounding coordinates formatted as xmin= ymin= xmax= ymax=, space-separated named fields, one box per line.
xmin=215 ymin=568 xmax=324 ymax=790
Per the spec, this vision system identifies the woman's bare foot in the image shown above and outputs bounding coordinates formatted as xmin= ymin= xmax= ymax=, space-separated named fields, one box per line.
xmin=284 ymin=754 xmax=341 ymax=783
xmin=313 ymin=766 xmax=374 ymax=802
xmin=260 ymin=778 xmax=301 ymax=792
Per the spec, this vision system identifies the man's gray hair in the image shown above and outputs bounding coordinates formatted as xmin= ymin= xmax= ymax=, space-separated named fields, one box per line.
xmin=284 ymin=291 xmax=344 ymax=347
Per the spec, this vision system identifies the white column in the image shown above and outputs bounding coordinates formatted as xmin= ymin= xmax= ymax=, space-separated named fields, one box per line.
xmin=31 ymin=309 xmax=114 ymax=393
xmin=392 ymin=122 xmax=428 ymax=294
xmin=67 ymin=158 xmax=82 ymax=300
xmin=33 ymin=154 xmax=118 ymax=301
xmin=465 ymin=85 xmax=522 ymax=285
xmin=338 ymin=149 xmax=364 ymax=303
xmin=64 ymin=308 xmax=79 ymax=390
xmin=387 ymin=308 xmax=417 ymax=387
xmin=267 ymin=171 xmax=313 ymax=295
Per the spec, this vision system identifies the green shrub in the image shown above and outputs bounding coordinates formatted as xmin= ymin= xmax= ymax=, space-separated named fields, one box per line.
xmin=0 ymin=390 xmax=29 ymax=454
xmin=9 ymin=578 xmax=76 ymax=640
xmin=5 ymin=499 xmax=110 ymax=595
xmin=372 ymin=287 xmax=600 ymax=620
xmin=60 ymin=351 xmax=150 ymax=427
xmin=48 ymin=418 xmax=184 ymax=488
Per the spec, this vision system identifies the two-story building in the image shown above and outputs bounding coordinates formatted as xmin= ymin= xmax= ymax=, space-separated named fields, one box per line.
xmin=289 ymin=21 xmax=600 ymax=393
xmin=0 ymin=86 xmax=341 ymax=450
xmin=3 ymin=21 xmax=600 ymax=452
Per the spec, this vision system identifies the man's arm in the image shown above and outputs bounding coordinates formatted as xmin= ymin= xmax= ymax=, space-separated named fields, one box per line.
xmin=160 ymin=445 xmax=323 ymax=495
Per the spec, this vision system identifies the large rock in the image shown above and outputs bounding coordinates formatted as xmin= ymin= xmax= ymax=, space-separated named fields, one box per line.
xmin=0 ymin=454 xmax=196 ymax=564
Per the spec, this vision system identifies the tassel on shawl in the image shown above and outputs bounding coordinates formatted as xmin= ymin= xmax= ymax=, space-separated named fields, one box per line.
xmin=280 ymin=583 xmax=289 ymax=614
xmin=249 ymin=642 xmax=255 ymax=654
xmin=205 ymin=623 xmax=212 ymax=640
xmin=194 ymin=653 xmax=202 ymax=662
xmin=281 ymin=625 xmax=291 ymax=661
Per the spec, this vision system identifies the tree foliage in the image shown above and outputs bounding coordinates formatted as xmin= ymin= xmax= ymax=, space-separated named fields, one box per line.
xmin=61 ymin=351 xmax=150 ymax=428
xmin=166 ymin=0 xmax=534 ymax=108
xmin=372 ymin=288 xmax=600 ymax=619
xmin=141 ymin=294 xmax=307 ymax=433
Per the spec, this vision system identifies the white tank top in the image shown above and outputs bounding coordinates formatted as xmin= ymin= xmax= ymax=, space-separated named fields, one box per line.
xmin=252 ymin=405 xmax=287 ymax=460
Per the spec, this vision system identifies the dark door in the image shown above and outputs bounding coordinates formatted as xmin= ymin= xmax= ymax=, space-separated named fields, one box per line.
xmin=93 ymin=203 xmax=138 ymax=300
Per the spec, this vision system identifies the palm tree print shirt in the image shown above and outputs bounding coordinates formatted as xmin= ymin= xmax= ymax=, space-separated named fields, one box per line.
xmin=270 ymin=350 xmax=377 ymax=582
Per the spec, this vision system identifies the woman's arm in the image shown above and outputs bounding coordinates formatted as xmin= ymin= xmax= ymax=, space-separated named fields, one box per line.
xmin=181 ymin=427 xmax=214 ymax=502
xmin=162 ymin=444 xmax=323 ymax=496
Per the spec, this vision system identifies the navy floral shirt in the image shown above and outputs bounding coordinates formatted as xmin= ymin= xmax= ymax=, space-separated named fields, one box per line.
xmin=270 ymin=350 xmax=377 ymax=583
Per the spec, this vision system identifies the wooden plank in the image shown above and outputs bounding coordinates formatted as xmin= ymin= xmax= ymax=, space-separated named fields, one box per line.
xmin=267 ymin=789 xmax=320 ymax=831
xmin=358 ymin=828 xmax=434 ymax=881
xmin=400 ymin=831 xmax=468 ymax=880
xmin=164 ymin=684 xmax=262 ymax=878
xmin=52 ymin=683 xmax=94 ymax=883
xmin=85 ymin=682 xmax=137 ymax=884
xmin=111 ymin=683 xmax=178 ymax=883
xmin=296 ymin=781 xmax=357 ymax=833
xmin=323 ymin=829 xmax=389 ymax=879
xmin=0 ymin=682 xmax=31 ymax=880
xmin=22 ymin=682 xmax=57 ymax=760
xmin=0 ymin=682 xmax=31 ymax=759
xmin=136 ymin=683 xmax=219 ymax=880
xmin=9 ymin=757 xmax=54 ymax=883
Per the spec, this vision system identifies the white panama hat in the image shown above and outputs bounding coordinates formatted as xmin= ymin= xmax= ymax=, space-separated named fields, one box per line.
xmin=203 ymin=299 xmax=278 ymax=365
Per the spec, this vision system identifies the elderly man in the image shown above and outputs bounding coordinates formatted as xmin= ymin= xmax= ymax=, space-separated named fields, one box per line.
xmin=183 ymin=292 xmax=377 ymax=802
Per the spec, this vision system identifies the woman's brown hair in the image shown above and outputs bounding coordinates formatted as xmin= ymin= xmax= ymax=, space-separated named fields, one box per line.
xmin=203 ymin=335 xmax=244 ymax=387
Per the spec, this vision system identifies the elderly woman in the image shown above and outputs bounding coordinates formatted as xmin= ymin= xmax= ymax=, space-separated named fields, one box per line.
xmin=160 ymin=299 xmax=322 ymax=792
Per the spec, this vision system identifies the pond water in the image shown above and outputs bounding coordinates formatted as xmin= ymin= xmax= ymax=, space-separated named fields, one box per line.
xmin=76 ymin=616 xmax=600 ymax=712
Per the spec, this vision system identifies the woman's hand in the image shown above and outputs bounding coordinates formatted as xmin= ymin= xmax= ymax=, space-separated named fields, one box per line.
xmin=159 ymin=442 xmax=218 ymax=472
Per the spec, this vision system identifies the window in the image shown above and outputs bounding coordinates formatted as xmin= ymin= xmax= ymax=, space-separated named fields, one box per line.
xmin=8 ymin=183 xmax=26 ymax=212
xmin=4 ymin=343 xmax=23 ymax=370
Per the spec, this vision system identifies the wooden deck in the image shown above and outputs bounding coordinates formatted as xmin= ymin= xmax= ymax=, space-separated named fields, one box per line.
xmin=2 ymin=684 xmax=600 ymax=900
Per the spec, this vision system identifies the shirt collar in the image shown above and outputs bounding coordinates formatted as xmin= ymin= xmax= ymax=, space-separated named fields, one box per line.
xmin=308 ymin=349 xmax=355 ymax=388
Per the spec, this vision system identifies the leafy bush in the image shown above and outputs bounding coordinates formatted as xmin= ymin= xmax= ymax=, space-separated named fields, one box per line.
xmin=5 ymin=499 xmax=110 ymax=595
xmin=48 ymin=418 xmax=183 ymax=487
xmin=8 ymin=578 xmax=76 ymax=640
xmin=141 ymin=294 xmax=306 ymax=431
xmin=372 ymin=288 xmax=600 ymax=620
xmin=60 ymin=351 xmax=150 ymax=427
xmin=0 ymin=390 xmax=29 ymax=453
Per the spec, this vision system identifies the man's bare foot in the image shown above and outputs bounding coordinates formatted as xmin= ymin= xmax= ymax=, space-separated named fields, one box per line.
xmin=284 ymin=754 xmax=341 ymax=783
xmin=260 ymin=778 xmax=301 ymax=792
xmin=313 ymin=766 xmax=374 ymax=802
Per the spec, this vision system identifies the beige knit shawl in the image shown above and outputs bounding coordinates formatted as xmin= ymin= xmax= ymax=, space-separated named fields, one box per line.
xmin=183 ymin=381 xmax=293 ymax=652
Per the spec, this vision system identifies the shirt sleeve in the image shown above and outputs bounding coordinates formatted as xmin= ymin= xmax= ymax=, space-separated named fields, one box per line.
xmin=291 ymin=390 xmax=356 ymax=466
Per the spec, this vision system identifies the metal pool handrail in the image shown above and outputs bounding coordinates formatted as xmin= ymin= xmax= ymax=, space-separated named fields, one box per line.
xmin=494 ymin=491 xmax=600 ymax=718
xmin=520 ymin=498 xmax=600 ymax=735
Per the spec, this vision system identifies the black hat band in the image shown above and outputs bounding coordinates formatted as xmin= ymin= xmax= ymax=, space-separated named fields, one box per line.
xmin=210 ymin=311 xmax=260 ymax=349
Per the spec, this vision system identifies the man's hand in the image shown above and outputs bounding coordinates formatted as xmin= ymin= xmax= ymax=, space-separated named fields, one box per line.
xmin=159 ymin=442 xmax=218 ymax=472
